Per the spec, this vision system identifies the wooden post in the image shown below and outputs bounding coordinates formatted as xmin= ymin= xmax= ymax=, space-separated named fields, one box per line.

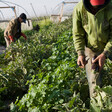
xmin=59 ymin=2 xmax=64 ymax=22
xmin=64 ymin=2 xmax=78 ymax=4
xmin=0 ymin=6 xmax=17 ymax=18
xmin=58 ymin=1 xmax=78 ymax=22
xmin=13 ymin=6 xmax=17 ymax=18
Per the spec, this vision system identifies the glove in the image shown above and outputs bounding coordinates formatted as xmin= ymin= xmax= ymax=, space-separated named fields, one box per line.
xmin=8 ymin=35 xmax=14 ymax=42
xmin=21 ymin=33 xmax=27 ymax=40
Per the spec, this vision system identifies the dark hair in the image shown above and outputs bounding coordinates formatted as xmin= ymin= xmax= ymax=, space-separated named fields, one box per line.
xmin=19 ymin=13 xmax=27 ymax=20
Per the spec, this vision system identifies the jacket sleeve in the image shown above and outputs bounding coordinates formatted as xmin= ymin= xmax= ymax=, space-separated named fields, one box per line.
xmin=103 ymin=19 xmax=112 ymax=58
xmin=73 ymin=7 xmax=86 ymax=56
xmin=7 ymin=20 xmax=15 ymax=36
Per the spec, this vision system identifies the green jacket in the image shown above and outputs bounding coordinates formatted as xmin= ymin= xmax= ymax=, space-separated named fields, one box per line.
xmin=4 ymin=18 xmax=21 ymax=39
xmin=73 ymin=0 xmax=112 ymax=57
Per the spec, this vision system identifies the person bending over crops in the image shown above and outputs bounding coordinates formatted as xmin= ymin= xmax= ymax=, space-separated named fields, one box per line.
xmin=73 ymin=0 xmax=112 ymax=97
xmin=4 ymin=13 xmax=27 ymax=47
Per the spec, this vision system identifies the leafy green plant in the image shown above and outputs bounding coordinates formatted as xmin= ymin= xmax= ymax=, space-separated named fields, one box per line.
xmin=90 ymin=86 xmax=112 ymax=112
xmin=0 ymin=17 xmax=112 ymax=112
xmin=9 ymin=28 xmax=89 ymax=112
xmin=0 ymin=18 xmax=79 ymax=111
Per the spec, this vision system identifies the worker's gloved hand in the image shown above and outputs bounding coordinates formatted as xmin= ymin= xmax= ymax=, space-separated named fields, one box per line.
xmin=8 ymin=35 xmax=14 ymax=42
xmin=21 ymin=33 xmax=27 ymax=40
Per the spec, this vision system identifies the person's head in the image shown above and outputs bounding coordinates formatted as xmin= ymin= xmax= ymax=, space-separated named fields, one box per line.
xmin=19 ymin=13 xmax=27 ymax=23
xmin=90 ymin=0 xmax=105 ymax=8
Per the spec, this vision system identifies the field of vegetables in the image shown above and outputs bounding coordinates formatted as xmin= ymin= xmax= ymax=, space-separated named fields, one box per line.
xmin=0 ymin=17 xmax=112 ymax=112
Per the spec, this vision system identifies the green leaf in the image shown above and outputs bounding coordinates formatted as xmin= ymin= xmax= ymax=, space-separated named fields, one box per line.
xmin=23 ymin=67 xmax=27 ymax=74
xmin=90 ymin=98 xmax=101 ymax=112
xmin=102 ymin=86 xmax=112 ymax=96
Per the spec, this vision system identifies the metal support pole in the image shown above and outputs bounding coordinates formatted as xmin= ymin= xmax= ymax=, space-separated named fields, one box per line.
xmin=30 ymin=3 xmax=38 ymax=20
xmin=0 ymin=10 xmax=5 ymax=19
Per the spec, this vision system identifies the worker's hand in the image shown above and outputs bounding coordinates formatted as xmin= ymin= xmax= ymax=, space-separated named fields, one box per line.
xmin=21 ymin=33 xmax=27 ymax=40
xmin=24 ymin=36 xmax=27 ymax=40
xmin=77 ymin=55 xmax=87 ymax=68
xmin=24 ymin=35 xmax=27 ymax=40
xmin=92 ymin=53 xmax=106 ymax=71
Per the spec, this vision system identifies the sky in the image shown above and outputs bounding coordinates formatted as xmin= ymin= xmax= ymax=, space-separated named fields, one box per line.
xmin=0 ymin=0 xmax=79 ymax=20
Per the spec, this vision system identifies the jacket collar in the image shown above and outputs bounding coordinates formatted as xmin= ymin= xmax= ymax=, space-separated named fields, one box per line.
xmin=83 ymin=0 xmax=111 ymax=14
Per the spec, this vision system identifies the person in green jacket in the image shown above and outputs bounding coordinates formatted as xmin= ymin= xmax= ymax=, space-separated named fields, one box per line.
xmin=73 ymin=0 xmax=112 ymax=97
xmin=4 ymin=13 xmax=27 ymax=47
